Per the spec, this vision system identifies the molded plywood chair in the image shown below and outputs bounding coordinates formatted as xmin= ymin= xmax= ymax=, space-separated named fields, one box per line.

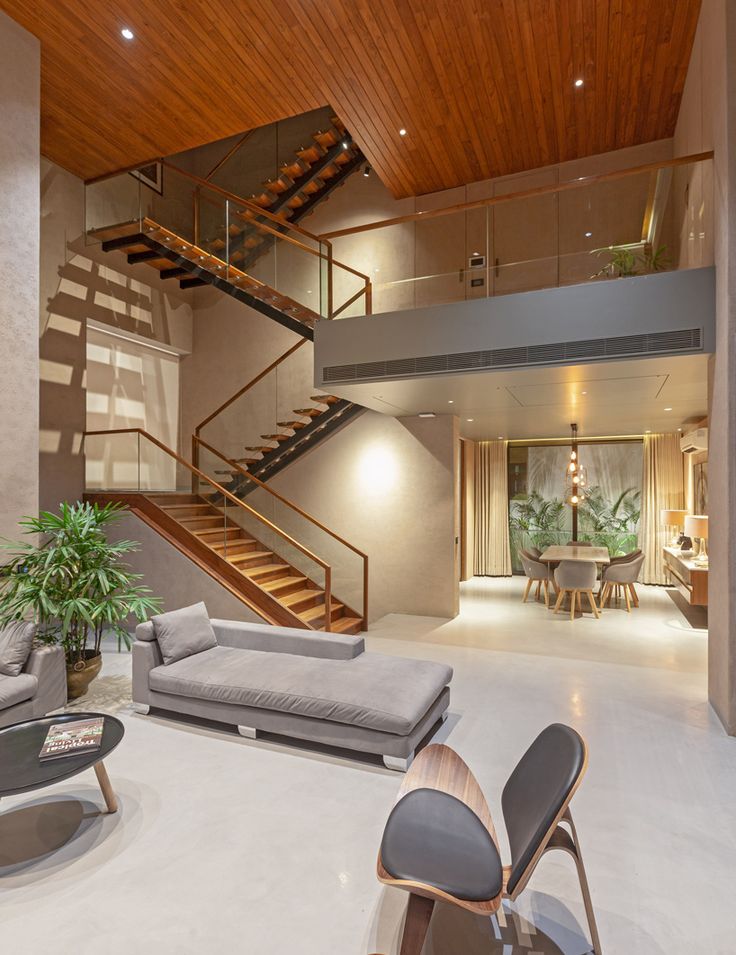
xmin=599 ymin=552 xmax=645 ymax=611
xmin=377 ymin=725 xmax=602 ymax=955
xmin=520 ymin=550 xmax=553 ymax=607
xmin=554 ymin=559 xmax=600 ymax=620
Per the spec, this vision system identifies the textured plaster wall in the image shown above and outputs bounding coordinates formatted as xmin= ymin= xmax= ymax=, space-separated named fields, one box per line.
xmin=244 ymin=412 xmax=460 ymax=622
xmin=0 ymin=12 xmax=40 ymax=542
xmin=675 ymin=0 xmax=736 ymax=733
xmin=39 ymin=158 xmax=194 ymax=509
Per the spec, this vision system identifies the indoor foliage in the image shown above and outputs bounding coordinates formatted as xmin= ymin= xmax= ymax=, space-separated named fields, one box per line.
xmin=578 ymin=486 xmax=641 ymax=556
xmin=0 ymin=501 xmax=162 ymax=665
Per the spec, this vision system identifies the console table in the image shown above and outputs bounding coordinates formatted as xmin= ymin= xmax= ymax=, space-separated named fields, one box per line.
xmin=663 ymin=546 xmax=708 ymax=607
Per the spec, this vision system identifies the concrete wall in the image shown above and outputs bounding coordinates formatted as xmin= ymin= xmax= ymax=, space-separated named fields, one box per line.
xmin=39 ymin=158 xmax=194 ymax=509
xmin=0 ymin=12 xmax=39 ymax=542
xmin=675 ymin=0 xmax=736 ymax=733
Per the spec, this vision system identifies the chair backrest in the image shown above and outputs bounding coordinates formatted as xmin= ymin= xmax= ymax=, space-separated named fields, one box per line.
xmin=526 ymin=545 xmax=542 ymax=559
xmin=566 ymin=540 xmax=592 ymax=546
xmin=609 ymin=548 xmax=642 ymax=565
xmin=520 ymin=552 xmax=546 ymax=579
xmin=501 ymin=724 xmax=587 ymax=896
xmin=606 ymin=551 xmax=645 ymax=583
xmin=554 ymin=559 xmax=596 ymax=590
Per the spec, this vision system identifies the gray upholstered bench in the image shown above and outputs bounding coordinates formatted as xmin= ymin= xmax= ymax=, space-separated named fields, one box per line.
xmin=132 ymin=608 xmax=452 ymax=771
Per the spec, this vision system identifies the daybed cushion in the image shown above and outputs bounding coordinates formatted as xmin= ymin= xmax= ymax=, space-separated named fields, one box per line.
xmin=0 ymin=621 xmax=36 ymax=677
xmin=151 ymin=602 xmax=217 ymax=665
xmin=149 ymin=645 xmax=452 ymax=735
xmin=0 ymin=673 xmax=38 ymax=710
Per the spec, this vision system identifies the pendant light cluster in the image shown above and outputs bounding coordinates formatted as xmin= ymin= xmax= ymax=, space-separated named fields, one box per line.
xmin=565 ymin=423 xmax=588 ymax=505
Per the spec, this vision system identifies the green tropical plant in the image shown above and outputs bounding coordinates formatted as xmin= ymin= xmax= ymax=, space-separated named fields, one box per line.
xmin=591 ymin=243 xmax=670 ymax=279
xmin=0 ymin=502 xmax=162 ymax=666
xmin=578 ymin=486 xmax=641 ymax=556
xmin=509 ymin=491 xmax=568 ymax=550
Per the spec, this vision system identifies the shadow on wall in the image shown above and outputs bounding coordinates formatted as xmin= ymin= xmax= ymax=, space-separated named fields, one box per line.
xmin=40 ymin=211 xmax=191 ymax=508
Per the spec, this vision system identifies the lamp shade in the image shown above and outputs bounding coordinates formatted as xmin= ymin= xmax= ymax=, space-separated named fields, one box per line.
xmin=684 ymin=515 xmax=708 ymax=540
xmin=661 ymin=508 xmax=688 ymax=528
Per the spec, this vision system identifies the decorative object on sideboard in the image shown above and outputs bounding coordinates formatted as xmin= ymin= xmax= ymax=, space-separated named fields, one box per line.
xmin=0 ymin=502 xmax=162 ymax=700
xmin=660 ymin=508 xmax=689 ymax=547
xmin=684 ymin=515 xmax=709 ymax=568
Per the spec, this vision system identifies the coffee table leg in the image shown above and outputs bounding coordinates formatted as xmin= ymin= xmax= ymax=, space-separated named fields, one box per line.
xmin=93 ymin=760 xmax=118 ymax=813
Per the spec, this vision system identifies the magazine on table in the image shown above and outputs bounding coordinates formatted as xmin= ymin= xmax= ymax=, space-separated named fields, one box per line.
xmin=39 ymin=717 xmax=104 ymax=760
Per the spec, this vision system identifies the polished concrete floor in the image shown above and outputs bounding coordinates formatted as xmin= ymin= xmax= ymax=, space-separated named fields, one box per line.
xmin=1 ymin=578 xmax=732 ymax=955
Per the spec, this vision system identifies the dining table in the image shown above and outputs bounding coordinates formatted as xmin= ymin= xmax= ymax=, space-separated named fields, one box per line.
xmin=538 ymin=545 xmax=611 ymax=567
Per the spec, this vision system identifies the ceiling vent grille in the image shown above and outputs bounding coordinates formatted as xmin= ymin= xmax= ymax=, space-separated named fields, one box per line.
xmin=322 ymin=327 xmax=703 ymax=384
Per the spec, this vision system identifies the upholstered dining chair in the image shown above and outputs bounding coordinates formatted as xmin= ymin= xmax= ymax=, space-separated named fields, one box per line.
xmin=554 ymin=559 xmax=600 ymax=620
xmin=376 ymin=725 xmax=602 ymax=955
xmin=520 ymin=549 xmax=554 ymax=607
xmin=566 ymin=540 xmax=592 ymax=546
xmin=599 ymin=552 xmax=645 ymax=611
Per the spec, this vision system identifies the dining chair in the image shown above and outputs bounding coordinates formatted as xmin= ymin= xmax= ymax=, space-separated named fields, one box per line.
xmin=377 ymin=725 xmax=602 ymax=955
xmin=520 ymin=550 xmax=554 ymax=607
xmin=599 ymin=553 xmax=645 ymax=611
xmin=554 ymin=559 xmax=600 ymax=620
xmin=566 ymin=540 xmax=593 ymax=546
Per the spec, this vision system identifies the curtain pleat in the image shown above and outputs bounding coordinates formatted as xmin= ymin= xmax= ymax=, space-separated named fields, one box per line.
xmin=640 ymin=432 xmax=685 ymax=584
xmin=473 ymin=440 xmax=512 ymax=576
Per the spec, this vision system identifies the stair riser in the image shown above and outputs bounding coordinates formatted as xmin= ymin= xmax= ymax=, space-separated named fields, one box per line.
xmin=229 ymin=553 xmax=274 ymax=569
xmin=180 ymin=518 xmax=230 ymax=530
xmin=248 ymin=567 xmax=291 ymax=584
xmin=266 ymin=579 xmax=309 ymax=598
xmin=163 ymin=507 xmax=216 ymax=519
xmin=212 ymin=541 xmax=259 ymax=556
xmin=303 ymin=607 xmax=345 ymax=627
xmin=285 ymin=592 xmax=324 ymax=613
xmin=196 ymin=528 xmax=243 ymax=542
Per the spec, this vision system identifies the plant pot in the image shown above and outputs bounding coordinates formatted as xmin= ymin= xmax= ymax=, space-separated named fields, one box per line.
xmin=66 ymin=651 xmax=102 ymax=700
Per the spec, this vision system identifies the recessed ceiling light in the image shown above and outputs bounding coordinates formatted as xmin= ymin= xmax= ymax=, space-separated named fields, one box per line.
xmin=497 ymin=435 xmax=504 ymax=440
xmin=677 ymin=427 xmax=683 ymax=432
xmin=466 ymin=418 xmax=474 ymax=422
xmin=645 ymin=429 xmax=652 ymax=434
xmin=664 ymin=406 xmax=672 ymax=411
xmin=448 ymin=400 xmax=454 ymax=404
xmin=574 ymin=78 xmax=584 ymax=88
xmin=418 ymin=412 xmax=436 ymax=418
xmin=341 ymin=141 xmax=349 ymax=149
xmin=363 ymin=165 xmax=371 ymax=177
xmin=121 ymin=27 xmax=134 ymax=39
xmin=585 ymin=231 xmax=592 ymax=238
xmin=581 ymin=390 xmax=588 ymax=395
xmin=399 ymin=128 xmax=407 ymax=136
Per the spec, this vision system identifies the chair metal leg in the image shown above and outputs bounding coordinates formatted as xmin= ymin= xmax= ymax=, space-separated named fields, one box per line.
xmin=522 ymin=578 xmax=532 ymax=603
xmin=399 ymin=893 xmax=435 ymax=955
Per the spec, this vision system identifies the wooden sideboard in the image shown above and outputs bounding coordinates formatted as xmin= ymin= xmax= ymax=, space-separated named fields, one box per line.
xmin=663 ymin=547 xmax=708 ymax=607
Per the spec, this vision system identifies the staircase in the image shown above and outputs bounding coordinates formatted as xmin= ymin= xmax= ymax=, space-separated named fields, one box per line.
xmin=210 ymin=391 xmax=364 ymax=492
xmin=206 ymin=115 xmax=363 ymax=273
xmin=89 ymin=489 xmax=364 ymax=634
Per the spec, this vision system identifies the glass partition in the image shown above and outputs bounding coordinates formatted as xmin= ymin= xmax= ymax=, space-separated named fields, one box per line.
xmin=508 ymin=441 xmax=643 ymax=573
xmin=327 ymin=156 xmax=713 ymax=317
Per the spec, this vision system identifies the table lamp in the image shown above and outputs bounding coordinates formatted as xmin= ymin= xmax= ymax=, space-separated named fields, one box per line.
xmin=660 ymin=509 xmax=688 ymax=547
xmin=684 ymin=515 xmax=708 ymax=567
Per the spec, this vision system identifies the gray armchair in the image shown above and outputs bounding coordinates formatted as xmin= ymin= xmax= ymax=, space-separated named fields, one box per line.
xmin=553 ymin=559 xmax=600 ymax=620
xmin=600 ymin=553 xmax=645 ymax=611
xmin=520 ymin=550 xmax=553 ymax=607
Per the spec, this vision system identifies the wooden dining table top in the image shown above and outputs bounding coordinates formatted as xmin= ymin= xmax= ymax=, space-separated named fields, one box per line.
xmin=538 ymin=544 xmax=611 ymax=564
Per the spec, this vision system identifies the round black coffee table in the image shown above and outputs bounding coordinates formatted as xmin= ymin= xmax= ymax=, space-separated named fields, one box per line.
xmin=0 ymin=712 xmax=124 ymax=813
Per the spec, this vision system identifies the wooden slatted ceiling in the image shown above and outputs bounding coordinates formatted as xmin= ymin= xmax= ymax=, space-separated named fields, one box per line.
xmin=0 ymin=0 xmax=701 ymax=197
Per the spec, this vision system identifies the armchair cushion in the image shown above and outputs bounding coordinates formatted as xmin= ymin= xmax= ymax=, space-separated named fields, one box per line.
xmin=0 ymin=621 xmax=36 ymax=677
xmin=151 ymin=602 xmax=217 ymax=665
xmin=0 ymin=673 xmax=38 ymax=709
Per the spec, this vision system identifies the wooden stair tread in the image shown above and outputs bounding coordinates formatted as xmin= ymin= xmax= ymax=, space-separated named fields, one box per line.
xmin=277 ymin=420 xmax=308 ymax=430
xmin=322 ymin=616 xmax=363 ymax=634
xmin=310 ymin=394 xmax=340 ymax=404
xmin=293 ymin=408 xmax=322 ymax=417
xmin=260 ymin=433 xmax=290 ymax=442
xmin=242 ymin=562 xmax=290 ymax=578
xmin=261 ymin=575 xmax=308 ymax=593
xmin=245 ymin=446 xmax=274 ymax=453
xmin=299 ymin=601 xmax=344 ymax=623
xmin=281 ymin=588 xmax=323 ymax=608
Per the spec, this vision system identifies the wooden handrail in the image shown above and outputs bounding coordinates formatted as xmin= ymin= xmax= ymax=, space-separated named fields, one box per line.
xmin=195 ymin=340 xmax=308 ymax=434
xmin=83 ymin=428 xmax=330 ymax=574
xmin=193 ymin=437 xmax=369 ymax=627
xmin=318 ymin=150 xmax=715 ymax=240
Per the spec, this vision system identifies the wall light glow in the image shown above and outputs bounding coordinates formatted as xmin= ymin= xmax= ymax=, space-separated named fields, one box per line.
xmin=355 ymin=443 xmax=399 ymax=495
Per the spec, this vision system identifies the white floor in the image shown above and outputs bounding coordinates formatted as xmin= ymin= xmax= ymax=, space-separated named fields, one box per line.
xmin=1 ymin=578 xmax=733 ymax=955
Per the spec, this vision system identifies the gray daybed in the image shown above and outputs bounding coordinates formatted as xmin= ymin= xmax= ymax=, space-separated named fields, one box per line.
xmin=132 ymin=608 xmax=452 ymax=771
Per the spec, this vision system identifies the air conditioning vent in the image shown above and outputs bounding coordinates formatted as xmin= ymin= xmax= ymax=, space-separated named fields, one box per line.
xmin=321 ymin=327 xmax=704 ymax=384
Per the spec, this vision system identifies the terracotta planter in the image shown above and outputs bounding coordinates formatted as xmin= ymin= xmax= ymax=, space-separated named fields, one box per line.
xmin=66 ymin=651 xmax=102 ymax=700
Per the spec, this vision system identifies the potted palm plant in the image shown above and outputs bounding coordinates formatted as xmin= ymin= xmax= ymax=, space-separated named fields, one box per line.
xmin=0 ymin=501 xmax=162 ymax=699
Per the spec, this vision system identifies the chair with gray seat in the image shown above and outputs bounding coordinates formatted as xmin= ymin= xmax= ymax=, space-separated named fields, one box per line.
xmin=554 ymin=559 xmax=600 ymax=620
xmin=520 ymin=549 xmax=554 ymax=607
xmin=377 ymin=724 xmax=601 ymax=955
xmin=599 ymin=552 xmax=645 ymax=611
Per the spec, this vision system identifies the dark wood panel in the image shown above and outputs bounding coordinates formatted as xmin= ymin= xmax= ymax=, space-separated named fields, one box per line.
xmin=0 ymin=0 xmax=701 ymax=197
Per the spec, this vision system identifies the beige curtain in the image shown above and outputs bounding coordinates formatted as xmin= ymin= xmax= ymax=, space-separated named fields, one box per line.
xmin=474 ymin=440 xmax=512 ymax=576
xmin=640 ymin=433 xmax=685 ymax=584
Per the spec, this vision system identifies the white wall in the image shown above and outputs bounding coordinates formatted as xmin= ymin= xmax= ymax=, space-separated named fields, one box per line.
xmin=0 ymin=12 xmax=39 ymax=541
